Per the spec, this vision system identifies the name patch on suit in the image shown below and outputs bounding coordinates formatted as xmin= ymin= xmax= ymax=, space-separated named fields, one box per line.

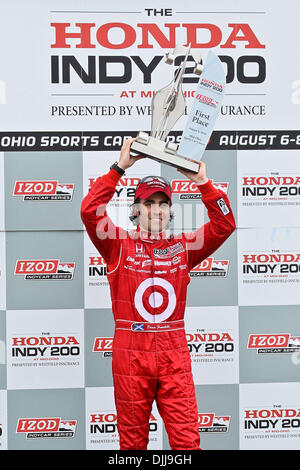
xmin=217 ymin=198 xmax=230 ymax=215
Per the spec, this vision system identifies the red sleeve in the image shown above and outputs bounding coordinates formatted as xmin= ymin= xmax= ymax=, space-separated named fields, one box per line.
xmin=183 ymin=179 xmax=236 ymax=271
xmin=80 ymin=168 xmax=126 ymax=268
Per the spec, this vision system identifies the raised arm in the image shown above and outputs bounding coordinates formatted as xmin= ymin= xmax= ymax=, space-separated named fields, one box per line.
xmin=80 ymin=138 xmax=144 ymax=268
xmin=178 ymin=161 xmax=236 ymax=271
xmin=80 ymin=167 xmax=124 ymax=268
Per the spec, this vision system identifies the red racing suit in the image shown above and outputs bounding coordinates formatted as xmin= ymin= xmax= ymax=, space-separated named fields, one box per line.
xmin=81 ymin=168 xmax=236 ymax=450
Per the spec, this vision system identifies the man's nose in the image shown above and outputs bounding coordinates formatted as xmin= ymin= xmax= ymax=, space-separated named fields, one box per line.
xmin=151 ymin=204 xmax=161 ymax=215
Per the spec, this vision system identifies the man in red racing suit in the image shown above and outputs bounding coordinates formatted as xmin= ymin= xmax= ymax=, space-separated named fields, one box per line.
xmin=81 ymin=138 xmax=236 ymax=450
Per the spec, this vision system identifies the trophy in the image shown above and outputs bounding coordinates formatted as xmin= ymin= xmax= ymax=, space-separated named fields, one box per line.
xmin=130 ymin=44 xmax=226 ymax=173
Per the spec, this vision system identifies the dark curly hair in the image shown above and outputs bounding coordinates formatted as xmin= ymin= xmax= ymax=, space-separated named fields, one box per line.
xmin=129 ymin=197 xmax=174 ymax=227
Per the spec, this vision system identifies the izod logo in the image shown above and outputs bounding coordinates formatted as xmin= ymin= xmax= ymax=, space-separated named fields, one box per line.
xmin=16 ymin=417 xmax=77 ymax=438
xmin=93 ymin=337 xmax=113 ymax=358
xmin=190 ymin=257 xmax=229 ymax=277
xmin=13 ymin=180 xmax=74 ymax=201
xmin=15 ymin=259 xmax=75 ymax=280
xmin=171 ymin=179 xmax=228 ymax=200
xmin=198 ymin=413 xmax=231 ymax=432
xmin=247 ymin=333 xmax=300 ymax=354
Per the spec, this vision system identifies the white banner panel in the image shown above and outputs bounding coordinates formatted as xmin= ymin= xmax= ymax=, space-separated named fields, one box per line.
xmin=238 ymin=149 xmax=300 ymax=228
xmin=185 ymin=306 xmax=239 ymax=384
xmin=6 ymin=309 xmax=85 ymax=389
xmin=85 ymin=386 xmax=163 ymax=450
xmin=238 ymin=227 xmax=300 ymax=305
xmin=0 ymin=0 xmax=298 ymax=132
xmin=240 ymin=382 xmax=300 ymax=449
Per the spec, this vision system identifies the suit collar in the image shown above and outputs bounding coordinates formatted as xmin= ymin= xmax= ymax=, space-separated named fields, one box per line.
xmin=129 ymin=225 xmax=171 ymax=243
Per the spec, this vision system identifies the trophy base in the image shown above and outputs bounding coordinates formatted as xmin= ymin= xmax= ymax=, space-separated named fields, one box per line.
xmin=131 ymin=135 xmax=199 ymax=173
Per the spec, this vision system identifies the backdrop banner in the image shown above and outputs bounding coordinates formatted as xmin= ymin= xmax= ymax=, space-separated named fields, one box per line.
xmin=1 ymin=0 xmax=300 ymax=451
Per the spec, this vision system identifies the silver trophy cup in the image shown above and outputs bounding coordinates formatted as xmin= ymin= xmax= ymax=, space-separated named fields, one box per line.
xmin=130 ymin=44 xmax=225 ymax=173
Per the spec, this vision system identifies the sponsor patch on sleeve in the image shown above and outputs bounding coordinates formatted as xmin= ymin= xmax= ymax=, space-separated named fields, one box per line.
xmin=216 ymin=198 xmax=230 ymax=215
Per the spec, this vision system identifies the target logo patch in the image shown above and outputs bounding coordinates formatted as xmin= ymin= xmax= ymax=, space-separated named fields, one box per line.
xmin=134 ymin=277 xmax=176 ymax=323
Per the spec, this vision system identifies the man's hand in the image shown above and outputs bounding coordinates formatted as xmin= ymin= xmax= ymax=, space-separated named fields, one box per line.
xmin=118 ymin=137 xmax=145 ymax=171
xmin=177 ymin=160 xmax=209 ymax=185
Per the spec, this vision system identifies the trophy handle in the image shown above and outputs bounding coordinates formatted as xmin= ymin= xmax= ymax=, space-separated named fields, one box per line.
xmin=129 ymin=149 xmax=141 ymax=157
xmin=182 ymin=157 xmax=201 ymax=168
xmin=130 ymin=132 xmax=149 ymax=157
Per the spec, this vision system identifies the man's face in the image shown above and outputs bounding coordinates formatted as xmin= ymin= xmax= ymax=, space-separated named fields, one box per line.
xmin=137 ymin=191 xmax=171 ymax=234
